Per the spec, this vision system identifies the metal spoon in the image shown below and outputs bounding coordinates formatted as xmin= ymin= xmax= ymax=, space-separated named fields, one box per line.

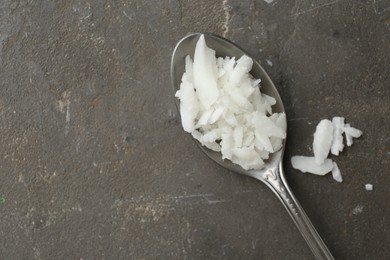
xmin=171 ymin=33 xmax=334 ymax=260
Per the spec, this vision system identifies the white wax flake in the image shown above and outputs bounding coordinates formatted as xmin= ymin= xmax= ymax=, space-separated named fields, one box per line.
xmin=331 ymin=161 xmax=342 ymax=183
xmin=365 ymin=184 xmax=373 ymax=191
xmin=291 ymin=156 xmax=333 ymax=175
xmin=343 ymin=123 xmax=363 ymax=146
xmin=331 ymin=117 xmax=345 ymax=156
xmin=192 ymin=35 xmax=219 ymax=109
xmin=313 ymin=119 xmax=333 ymax=165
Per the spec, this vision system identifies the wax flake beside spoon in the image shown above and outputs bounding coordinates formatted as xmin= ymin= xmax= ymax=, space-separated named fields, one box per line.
xmin=291 ymin=117 xmax=362 ymax=182
xmin=175 ymin=34 xmax=286 ymax=170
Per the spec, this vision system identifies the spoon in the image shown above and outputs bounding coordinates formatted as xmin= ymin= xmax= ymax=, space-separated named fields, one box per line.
xmin=171 ymin=33 xmax=334 ymax=260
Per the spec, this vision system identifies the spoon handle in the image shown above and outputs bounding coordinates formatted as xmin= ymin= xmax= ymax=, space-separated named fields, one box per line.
xmin=261 ymin=165 xmax=334 ymax=260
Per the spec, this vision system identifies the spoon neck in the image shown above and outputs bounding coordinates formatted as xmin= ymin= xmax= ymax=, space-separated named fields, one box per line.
xmin=260 ymin=166 xmax=335 ymax=260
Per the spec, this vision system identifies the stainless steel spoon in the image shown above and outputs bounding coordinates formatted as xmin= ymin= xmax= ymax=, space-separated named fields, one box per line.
xmin=171 ymin=33 xmax=334 ymax=260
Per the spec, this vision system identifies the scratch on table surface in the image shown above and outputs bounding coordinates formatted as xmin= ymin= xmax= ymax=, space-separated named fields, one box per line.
xmin=171 ymin=189 xmax=257 ymax=203
xmin=292 ymin=0 xmax=342 ymax=17
xmin=280 ymin=1 xmax=299 ymax=57
xmin=73 ymin=0 xmax=92 ymax=27
xmin=251 ymin=238 xmax=258 ymax=249
xmin=123 ymin=10 xmax=133 ymax=20
xmin=32 ymin=246 xmax=42 ymax=260
xmin=288 ymin=117 xmax=309 ymax=122
xmin=57 ymin=90 xmax=71 ymax=134
xmin=222 ymin=0 xmax=232 ymax=37
xmin=18 ymin=173 xmax=32 ymax=209
xmin=373 ymin=0 xmax=390 ymax=14
xmin=111 ymin=190 xmax=258 ymax=223
xmin=172 ymin=193 xmax=214 ymax=200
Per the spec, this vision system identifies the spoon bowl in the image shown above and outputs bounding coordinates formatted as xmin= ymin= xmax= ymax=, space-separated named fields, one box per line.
xmin=171 ymin=33 xmax=283 ymax=177
xmin=171 ymin=33 xmax=334 ymax=260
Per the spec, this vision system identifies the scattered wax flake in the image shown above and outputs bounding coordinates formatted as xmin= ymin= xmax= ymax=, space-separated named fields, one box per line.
xmin=331 ymin=162 xmax=343 ymax=183
xmin=291 ymin=156 xmax=333 ymax=176
xmin=365 ymin=184 xmax=373 ymax=191
xmin=313 ymin=119 xmax=333 ymax=165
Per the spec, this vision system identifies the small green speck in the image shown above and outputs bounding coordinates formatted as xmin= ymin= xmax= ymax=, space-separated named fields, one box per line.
xmin=0 ymin=196 xmax=5 ymax=204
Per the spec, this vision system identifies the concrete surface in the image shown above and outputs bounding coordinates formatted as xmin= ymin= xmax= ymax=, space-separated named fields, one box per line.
xmin=0 ymin=0 xmax=389 ymax=259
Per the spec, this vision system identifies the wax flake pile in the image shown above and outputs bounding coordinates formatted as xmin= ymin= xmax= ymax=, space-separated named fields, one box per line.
xmin=175 ymin=35 xmax=286 ymax=170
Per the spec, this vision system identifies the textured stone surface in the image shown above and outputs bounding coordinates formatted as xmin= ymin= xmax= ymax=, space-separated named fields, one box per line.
xmin=0 ymin=0 xmax=389 ymax=259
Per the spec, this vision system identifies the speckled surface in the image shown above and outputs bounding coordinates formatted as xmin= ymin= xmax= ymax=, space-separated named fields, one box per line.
xmin=0 ymin=0 xmax=389 ymax=259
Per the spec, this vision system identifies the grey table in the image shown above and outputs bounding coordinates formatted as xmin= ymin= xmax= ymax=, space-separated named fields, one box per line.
xmin=0 ymin=0 xmax=389 ymax=259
